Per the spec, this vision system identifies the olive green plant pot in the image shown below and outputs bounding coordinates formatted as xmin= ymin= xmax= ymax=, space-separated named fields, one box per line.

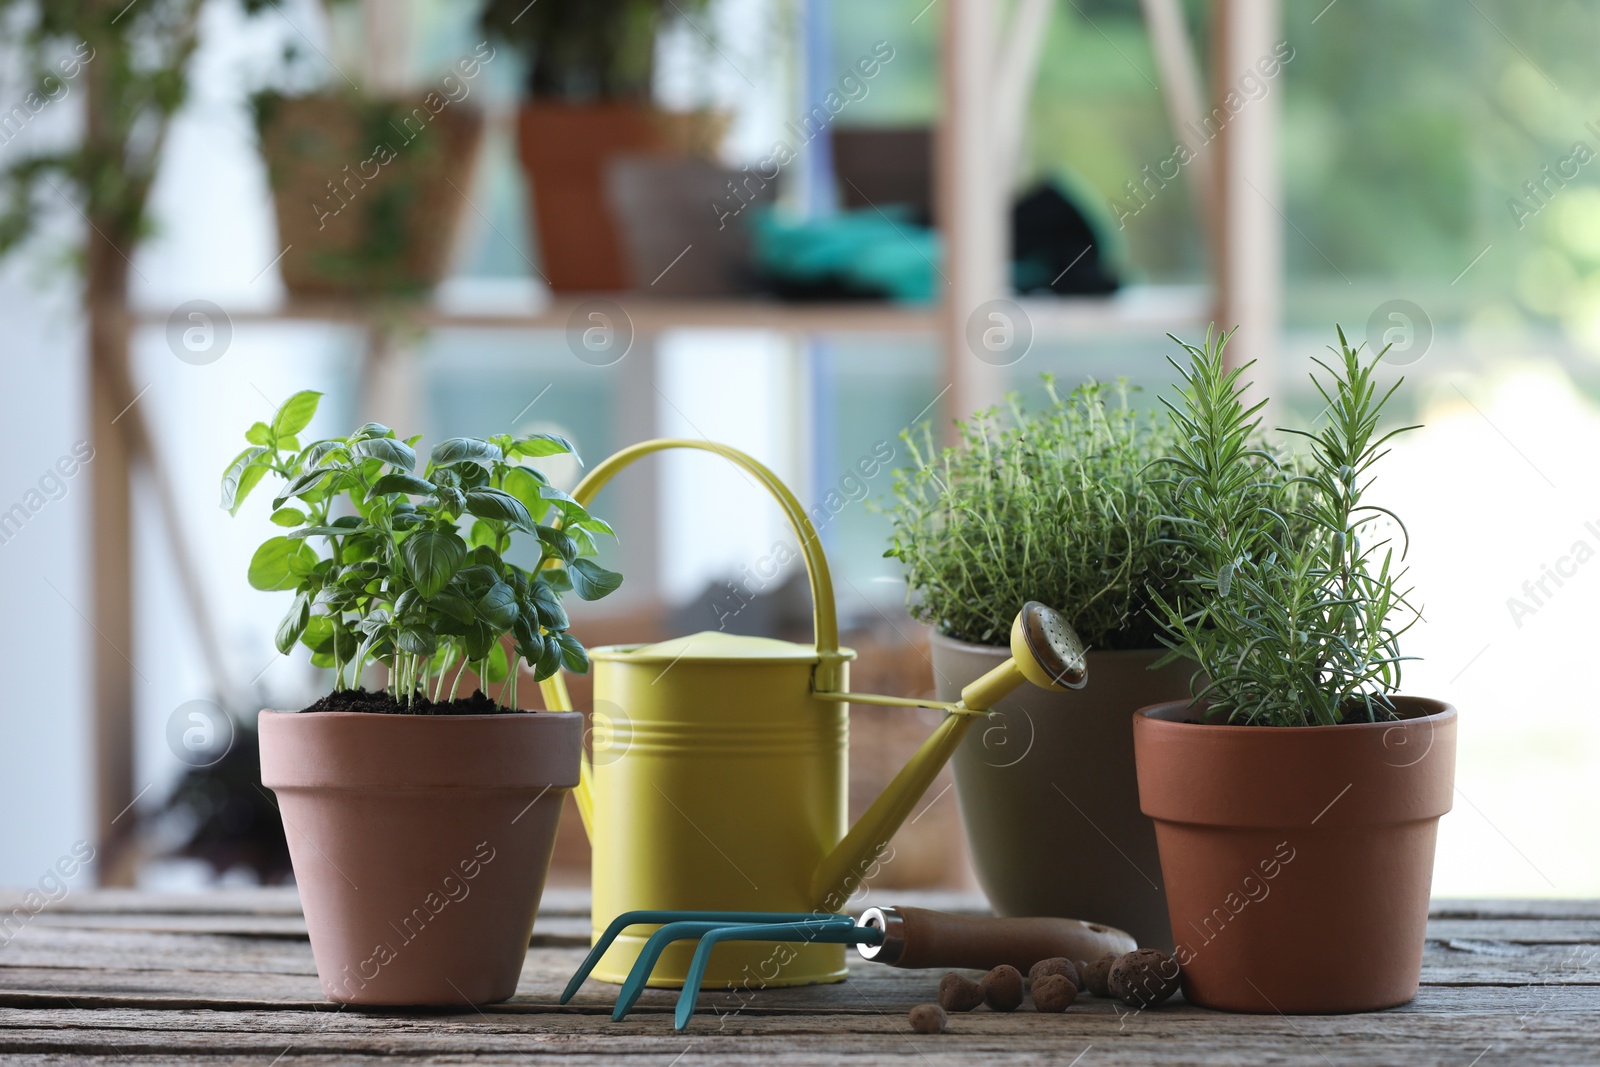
xmin=935 ymin=632 xmax=1191 ymax=949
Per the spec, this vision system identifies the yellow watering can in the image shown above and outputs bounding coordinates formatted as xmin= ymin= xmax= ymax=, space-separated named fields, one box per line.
xmin=538 ymin=440 xmax=1087 ymax=990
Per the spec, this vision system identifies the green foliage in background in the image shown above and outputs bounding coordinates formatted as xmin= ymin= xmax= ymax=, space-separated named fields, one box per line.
xmin=223 ymin=391 xmax=622 ymax=710
xmin=886 ymin=378 xmax=1190 ymax=650
xmin=0 ymin=0 xmax=267 ymax=261
xmin=481 ymin=0 xmax=708 ymax=100
xmin=1152 ymin=328 xmax=1420 ymax=727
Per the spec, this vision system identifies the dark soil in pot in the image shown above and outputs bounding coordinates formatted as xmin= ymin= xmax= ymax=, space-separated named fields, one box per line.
xmin=302 ymin=688 xmax=510 ymax=715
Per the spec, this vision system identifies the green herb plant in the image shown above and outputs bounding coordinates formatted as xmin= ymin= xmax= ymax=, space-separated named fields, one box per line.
xmin=1152 ymin=327 xmax=1420 ymax=727
xmin=222 ymin=391 xmax=622 ymax=711
xmin=480 ymin=0 xmax=709 ymax=100
xmin=886 ymin=378 xmax=1191 ymax=650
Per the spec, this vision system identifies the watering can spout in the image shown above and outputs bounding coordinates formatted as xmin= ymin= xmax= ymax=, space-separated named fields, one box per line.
xmin=810 ymin=603 xmax=1088 ymax=911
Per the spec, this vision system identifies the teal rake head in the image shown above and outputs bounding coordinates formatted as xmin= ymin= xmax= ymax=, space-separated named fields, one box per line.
xmin=561 ymin=910 xmax=885 ymax=1031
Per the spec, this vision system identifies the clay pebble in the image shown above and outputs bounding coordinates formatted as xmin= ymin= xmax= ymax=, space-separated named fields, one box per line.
xmin=981 ymin=964 xmax=1025 ymax=1012
xmin=1028 ymin=956 xmax=1080 ymax=991
xmin=1107 ymin=948 xmax=1181 ymax=1008
xmin=1079 ymin=954 xmax=1116 ymax=997
xmin=909 ymin=1003 xmax=949 ymax=1034
xmin=938 ymin=971 xmax=985 ymax=1013
xmin=1032 ymin=973 xmax=1078 ymax=1012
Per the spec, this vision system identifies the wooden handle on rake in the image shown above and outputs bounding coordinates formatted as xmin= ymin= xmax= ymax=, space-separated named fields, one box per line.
xmin=858 ymin=906 xmax=1138 ymax=971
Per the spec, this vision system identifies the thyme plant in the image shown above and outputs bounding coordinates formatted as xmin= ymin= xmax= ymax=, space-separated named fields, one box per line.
xmin=1152 ymin=327 xmax=1420 ymax=726
xmin=886 ymin=378 xmax=1189 ymax=649
xmin=223 ymin=391 xmax=621 ymax=711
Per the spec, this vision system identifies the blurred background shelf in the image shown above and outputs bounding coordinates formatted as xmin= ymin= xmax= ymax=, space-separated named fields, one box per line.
xmin=135 ymin=283 xmax=1213 ymax=337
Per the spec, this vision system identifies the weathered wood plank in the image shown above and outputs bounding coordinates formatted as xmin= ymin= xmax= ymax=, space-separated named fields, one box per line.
xmin=0 ymin=1000 xmax=1595 ymax=1067
xmin=5 ymin=924 xmax=1597 ymax=994
xmin=3 ymin=891 xmax=1598 ymax=1064
xmin=1427 ymin=900 xmax=1600 ymax=921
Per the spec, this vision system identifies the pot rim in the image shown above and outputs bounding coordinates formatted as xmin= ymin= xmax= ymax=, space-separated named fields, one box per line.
xmin=929 ymin=629 xmax=1170 ymax=660
xmin=259 ymin=706 xmax=583 ymax=790
xmin=1134 ymin=696 xmax=1455 ymax=733
xmin=260 ymin=708 xmax=582 ymax=721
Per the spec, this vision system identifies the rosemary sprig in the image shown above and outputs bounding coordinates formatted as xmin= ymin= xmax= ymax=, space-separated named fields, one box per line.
xmin=1151 ymin=326 xmax=1421 ymax=726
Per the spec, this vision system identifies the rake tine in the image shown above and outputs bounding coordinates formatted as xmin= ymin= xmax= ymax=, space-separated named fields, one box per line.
xmin=562 ymin=910 xmax=687 ymax=1004
xmin=613 ymin=922 xmax=732 ymax=1021
xmin=673 ymin=919 xmax=873 ymax=1032
xmin=564 ymin=910 xmax=824 ymax=1007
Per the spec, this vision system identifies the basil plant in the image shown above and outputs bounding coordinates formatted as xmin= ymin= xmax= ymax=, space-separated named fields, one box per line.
xmin=222 ymin=391 xmax=621 ymax=709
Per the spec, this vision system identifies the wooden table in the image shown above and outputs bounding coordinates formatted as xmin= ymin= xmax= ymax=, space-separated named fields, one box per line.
xmin=1 ymin=889 xmax=1594 ymax=1065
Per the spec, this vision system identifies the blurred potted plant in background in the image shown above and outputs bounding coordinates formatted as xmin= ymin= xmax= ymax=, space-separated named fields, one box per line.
xmin=0 ymin=0 xmax=279 ymax=881
xmin=158 ymin=714 xmax=292 ymax=884
xmin=481 ymin=0 xmax=720 ymax=291
xmin=1136 ymin=328 xmax=1455 ymax=1012
xmin=226 ymin=390 xmax=622 ymax=1005
xmin=251 ymin=2 xmax=488 ymax=298
xmin=885 ymin=378 xmax=1212 ymax=949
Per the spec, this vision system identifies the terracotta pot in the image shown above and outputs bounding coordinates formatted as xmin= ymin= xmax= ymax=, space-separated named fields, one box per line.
xmin=936 ymin=633 xmax=1191 ymax=949
xmin=1134 ymin=698 xmax=1456 ymax=1013
xmin=516 ymin=103 xmax=670 ymax=292
xmin=255 ymin=93 xmax=484 ymax=298
xmin=258 ymin=710 xmax=580 ymax=1006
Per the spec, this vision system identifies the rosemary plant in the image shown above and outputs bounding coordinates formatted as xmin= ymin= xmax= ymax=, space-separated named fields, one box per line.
xmin=223 ymin=391 xmax=621 ymax=711
xmin=886 ymin=378 xmax=1189 ymax=649
xmin=1152 ymin=327 xmax=1420 ymax=726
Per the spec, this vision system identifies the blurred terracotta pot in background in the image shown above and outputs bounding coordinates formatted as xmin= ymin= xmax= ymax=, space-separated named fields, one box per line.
xmin=516 ymin=104 xmax=727 ymax=291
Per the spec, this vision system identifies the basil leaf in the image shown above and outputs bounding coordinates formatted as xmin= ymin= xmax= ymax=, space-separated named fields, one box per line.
xmin=370 ymin=472 xmax=435 ymax=497
xmin=271 ymin=465 xmax=338 ymax=510
xmin=465 ymin=488 xmax=534 ymax=531
xmin=536 ymin=525 xmax=578 ymax=562
xmin=568 ymin=558 xmax=623 ymax=601
xmin=528 ymin=581 xmax=569 ymax=629
xmin=430 ymin=593 xmax=476 ymax=625
xmin=300 ymin=615 xmax=334 ymax=653
xmin=509 ymin=432 xmax=580 ymax=461
xmin=401 ymin=529 xmax=466 ymax=599
xmin=271 ymin=390 xmax=322 ymax=438
xmin=350 ymin=437 xmax=417 ymax=471
xmin=476 ymin=581 xmax=519 ymax=630
xmin=464 ymin=620 xmax=496 ymax=661
xmin=303 ymin=439 xmax=346 ymax=467
xmin=534 ymin=630 xmax=563 ymax=680
xmin=220 ymin=446 xmax=269 ymax=514
xmin=248 ymin=536 xmax=316 ymax=592
xmin=430 ymin=437 xmax=502 ymax=467
xmin=274 ymin=594 xmax=309 ymax=654
xmin=397 ymin=626 xmax=437 ymax=656
xmin=555 ymin=631 xmax=589 ymax=674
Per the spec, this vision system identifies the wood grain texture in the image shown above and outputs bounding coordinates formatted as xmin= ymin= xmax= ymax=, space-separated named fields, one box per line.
xmin=0 ymin=892 xmax=1595 ymax=1065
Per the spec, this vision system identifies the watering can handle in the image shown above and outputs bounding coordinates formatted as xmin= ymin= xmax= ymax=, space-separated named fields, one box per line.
xmin=537 ymin=439 xmax=843 ymax=837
